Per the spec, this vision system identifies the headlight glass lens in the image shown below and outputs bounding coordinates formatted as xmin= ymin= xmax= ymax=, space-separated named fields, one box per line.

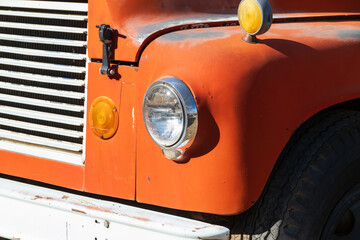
xmin=144 ymin=84 xmax=184 ymax=147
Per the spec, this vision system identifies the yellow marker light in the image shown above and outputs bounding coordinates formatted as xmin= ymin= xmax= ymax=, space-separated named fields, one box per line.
xmin=238 ymin=0 xmax=273 ymax=37
xmin=89 ymin=96 xmax=119 ymax=139
xmin=239 ymin=0 xmax=262 ymax=34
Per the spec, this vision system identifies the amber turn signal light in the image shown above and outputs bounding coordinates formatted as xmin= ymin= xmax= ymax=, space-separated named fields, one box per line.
xmin=238 ymin=0 xmax=272 ymax=42
xmin=89 ymin=96 xmax=119 ymax=139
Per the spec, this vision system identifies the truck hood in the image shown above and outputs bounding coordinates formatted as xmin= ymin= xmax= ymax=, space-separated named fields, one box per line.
xmin=88 ymin=0 xmax=360 ymax=62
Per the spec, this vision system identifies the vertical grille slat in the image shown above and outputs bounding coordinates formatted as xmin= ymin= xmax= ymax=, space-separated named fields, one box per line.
xmin=0 ymin=0 xmax=88 ymax=165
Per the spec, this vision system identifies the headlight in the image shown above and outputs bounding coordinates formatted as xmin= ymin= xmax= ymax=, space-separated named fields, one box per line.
xmin=143 ymin=77 xmax=198 ymax=160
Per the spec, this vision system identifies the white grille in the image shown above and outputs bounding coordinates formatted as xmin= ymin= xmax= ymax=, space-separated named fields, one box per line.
xmin=0 ymin=0 xmax=88 ymax=165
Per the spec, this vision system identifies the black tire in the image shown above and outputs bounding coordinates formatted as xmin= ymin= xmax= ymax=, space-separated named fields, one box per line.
xmin=231 ymin=110 xmax=360 ymax=240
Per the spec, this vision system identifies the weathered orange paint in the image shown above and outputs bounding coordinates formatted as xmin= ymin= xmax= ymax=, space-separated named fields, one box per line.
xmin=0 ymin=0 xmax=359 ymax=217
xmin=271 ymin=0 xmax=359 ymax=12
xmin=0 ymin=150 xmax=84 ymax=190
xmin=88 ymin=0 xmax=240 ymax=61
xmin=86 ymin=0 xmax=360 ymax=216
xmin=88 ymin=0 xmax=360 ymax=62
xmin=84 ymin=63 xmax=137 ymax=200
xmin=136 ymin=21 xmax=360 ymax=214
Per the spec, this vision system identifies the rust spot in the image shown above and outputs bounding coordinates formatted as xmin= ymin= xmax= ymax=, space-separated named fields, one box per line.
xmin=62 ymin=195 xmax=69 ymax=200
xmin=195 ymin=226 xmax=210 ymax=230
xmin=122 ymin=214 xmax=150 ymax=222
xmin=31 ymin=195 xmax=42 ymax=200
xmin=133 ymin=216 xmax=150 ymax=222
xmin=30 ymin=195 xmax=53 ymax=201
xmin=82 ymin=205 xmax=113 ymax=213
xmin=72 ymin=209 xmax=87 ymax=215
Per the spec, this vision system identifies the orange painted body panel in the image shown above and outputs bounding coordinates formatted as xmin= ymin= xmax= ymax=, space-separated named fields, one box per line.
xmin=88 ymin=0 xmax=240 ymax=61
xmin=88 ymin=0 xmax=360 ymax=62
xmin=84 ymin=0 xmax=360 ymax=214
xmin=0 ymin=0 xmax=359 ymax=216
xmin=85 ymin=63 xmax=137 ymax=200
xmin=136 ymin=21 xmax=360 ymax=214
xmin=0 ymin=150 xmax=83 ymax=190
xmin=0 ymin=63 xmax=138 ymax=200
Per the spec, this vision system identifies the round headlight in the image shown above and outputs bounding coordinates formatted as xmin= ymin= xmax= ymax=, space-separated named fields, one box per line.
xmin=143 ymin=77 xmax=198 ymax=152
xmin=144 ymin=84 xmax=184 ymax=147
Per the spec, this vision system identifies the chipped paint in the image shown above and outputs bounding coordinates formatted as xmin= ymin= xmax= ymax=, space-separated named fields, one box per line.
xmin=89 ymin=0 xmax=360 ymax=62
xmin=338 ymin=29 xmax=360 ymax=39
xmin=0 ymin=178 xmax=230 ymax=239
xmin=195 ymin=226 xmax=211 ymax=230
xmin=134 ymin=14 xmax=239 ymax=60
xmin=158 ymin=29 xmax=235 ymax=48
xmin=31 ymin=195 xmax=42 ymax=200
xmin=123 ymin=214 xmax=150 ymax=222
xmin=71 ymin=208 xmax=87 ymax=215
xmin=31 ymin=195 xmax=54 ymax=201
xmin=137 ymin=14 xmax=238 ymax=43
xmin=62 ymin=195 xmax=69 ymax=200
xmin=132 ymin=107 xmax=135 ymax=129
xmin=161 ymin=31 xmax=226 ymax=42
xmin=272 ymin=23 xmax=360 ymax=40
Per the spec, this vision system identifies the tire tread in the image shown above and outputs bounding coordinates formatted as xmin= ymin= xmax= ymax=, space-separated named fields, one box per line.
xmin=232 ymin=110 xmax=360 ymax=240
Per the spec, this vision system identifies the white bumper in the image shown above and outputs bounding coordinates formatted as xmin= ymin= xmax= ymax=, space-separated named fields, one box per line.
xmin=0 ymin=178 xmax=229 ymax=240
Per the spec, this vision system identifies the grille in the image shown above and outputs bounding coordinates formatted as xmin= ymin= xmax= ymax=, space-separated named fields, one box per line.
xmin=0 ymin=0 xmax=88 ymax=165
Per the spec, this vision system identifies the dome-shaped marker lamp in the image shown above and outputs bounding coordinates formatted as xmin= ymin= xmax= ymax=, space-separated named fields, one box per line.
xmin=89 ymin=96 xmax=119 ymax=140
xmin=238 ymin=0 xmax=273 ymax=43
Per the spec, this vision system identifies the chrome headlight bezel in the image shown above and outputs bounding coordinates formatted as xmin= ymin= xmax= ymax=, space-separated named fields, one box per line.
xmin=143 ymin=77 xmax=198 ymax=159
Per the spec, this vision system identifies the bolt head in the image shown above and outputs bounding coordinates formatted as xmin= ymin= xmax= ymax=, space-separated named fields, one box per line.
xmin=108 ymin=68 xmax=115 ymax=76
xmin=104 ymin=220 xmax=110 ymax=228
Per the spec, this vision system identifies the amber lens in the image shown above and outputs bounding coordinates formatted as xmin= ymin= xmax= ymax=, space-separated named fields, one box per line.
xmin=238 ymin=0 xmax=263 ymax=34
xmin=89 ymin=96 xmax=118 ymax=139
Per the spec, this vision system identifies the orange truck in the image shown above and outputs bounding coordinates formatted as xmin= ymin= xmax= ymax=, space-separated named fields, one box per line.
xmin=0 ymin=0 xmax=359 ymax=239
